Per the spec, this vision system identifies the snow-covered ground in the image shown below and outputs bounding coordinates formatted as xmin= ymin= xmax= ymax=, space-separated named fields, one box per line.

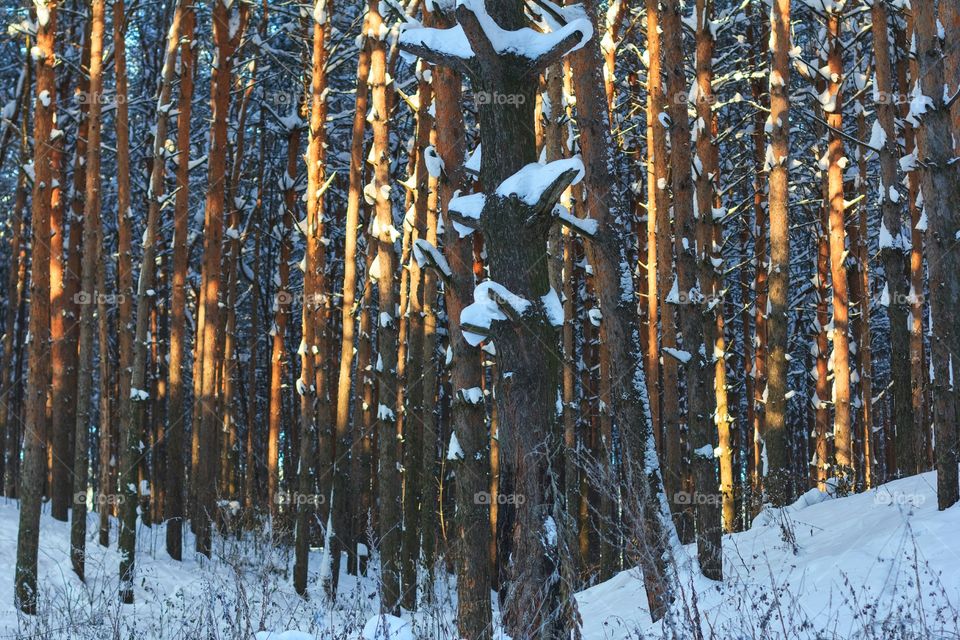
xmin=0 ymin=471 xmax=956 ymax=639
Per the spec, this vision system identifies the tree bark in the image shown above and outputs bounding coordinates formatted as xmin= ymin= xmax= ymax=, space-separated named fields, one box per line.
xmin=119 ymin=1 xmax=184 ymax=601
xmin=370 ymin=0 xmax=402 ymax=614
xmin=71 ymin=0 xmax=106 ymax=581
xmin=433 ymin=21 xmax=492 ymax=635
xmin=661 ymin=0 xmax=720 ymax=580
xmin=295 ymin=2 xmax=331 ymax=596
xmin=399 ymin=55 xmax=437 ymax=611
xmin=1 ymin=48 xmax=30 ymax=501
xmin=165 ymin=0 xmax=195 ymax=561
xmin=50 ymin=21 xmax=92 ymax=523
xmin=914 ymin=0 xmax=960 ymax=510
xmin=763 ymin=0 xmax=792 ymax=506
xmin=337 ymin=23 xmax=372 ymax=580
xmin=15 ymin=0 xmax=56 ymax=613
xmin=824 ymin=11 xmax=853 ymax=489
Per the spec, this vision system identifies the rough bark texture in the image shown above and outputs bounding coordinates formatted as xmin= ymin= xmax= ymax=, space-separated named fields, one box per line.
xmin=370 ymin=0 xmax=402 ymax=614
xmin=165 ymin=0 xmax=195 ymax=562
xmin=15 ymin=0 xmax=56 ymax=613
xmin=338 ymin=25 xmax=372 ymax=580
xmin=649 ymin=0 xmax=684 ymax=536
xmin=764 ymin=0 xmax=792 ymax=506
xmin=70 ymin=0 xmax=106 ymax=581
xmin=295 ymin=5 xmax=330 ymax=596
xmin=643 ymin=0 xmax=665 ymax=475
xmin=914 ymin=0 xmax=960 ymax=510
xmin=267 ymin=118 xmax=300 ymax=529
xmin=333 ymin=17 xmax=370 ymax=584
xmin=50 ymin=22 xmax=91 ymax=524
xmin=661 ymin=0 xmax=720 ymax=580
xmin=1 ymin=79 xmax=29 ymax=500
xmin=111 ymin=0 xmax=134 ymax=551
xmin=692 ymin=0 xmax=725 ymax=569
xmin=824 ymin=13 xmax=852 ymax=488
xmin=870 ymin=2 xmax=909 ymax=479
xmin=569 ymin=0 xmax=678 ymax=605
xmin=399 ymin=62 xmax=434 ymax=611
xmin=430 ymin=22 xmax=493 ymax=634
xmin=119 ymin=3 xmax=183 ymax=602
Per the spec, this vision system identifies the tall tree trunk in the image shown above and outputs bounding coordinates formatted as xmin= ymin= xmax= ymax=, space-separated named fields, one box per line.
xmin=193 ymin=0 xmax=247 ymax=556
xmin=402 ymin=1 xmax=601 ymax=634
xmin=351 ymin=238 xmax=378 ymax=577
xmin=643 ymin=0 xmax=665 ymax=474
xmin=95 ymin=222 xmax=113 ymax=549
xmin=15 ymin=0 xmax=56 ymax=613
xmin=824 ymin=11 xmax=852 ymax=489
xmin=418 ymin=131 xmax=442 ymax=595
xmin=662 ymin=0 xmax=719 ymax=580
xmin=370 ymin=0 xmax=403 ymax=613
xmin=50 ymin=20 xmax=91 ymax=523
xmin=267 ymin=108 xmax=301 ymax=532
xmin=895 ymin=18 xmax=928 ymax=477
xmin=763 ymin=0 xmax=792 ymax=505
xmin=851 ymin=104 xmax=873 ymax=489
xmin=814 ymin=156 xmax=831 ymax=489
xmin=337 ymin=24 xmax=372 ymax=580
xmin=399 ymin=56 xmax=436 ymax=611
xmin=295 ymin=1 xmax=330 ymax=596
xmin=119 ymin=2 xmax=184 ymax=601
xmin=914 ymin=0 xmax=960 ymax=510
xmin=70 ymin=0 xmax=106 ymax=581
xmin=112 ymin=0 xmax=135 ymax=551
xmin=1 ymin=51 xmax=30 ymax=500
xmin=165 ymin=0 xmax=195 ymax=561
xmin=648 ymin=0 xmax=686 ymax=542
xmin=745 ymin=2 xmax=768 ymax=509
xmin=430 ymin=25 xmax=492 ymax=635
xmin=692 ymin=0 xmax=728 ymax=554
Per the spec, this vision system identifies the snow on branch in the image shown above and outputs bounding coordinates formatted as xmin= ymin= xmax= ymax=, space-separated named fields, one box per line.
xmin=398 ymin=21 xmax=477 ymax=76
xmin=496 ymin=156 xmax=585 ymax=220
xmin=399 ymin=0 xmax=593 ymax=77
xmin=553 ymin=203 xmax=598 ymax=237
xmin=460 ymin=280 xmax=531 ymax=346
xmin=497 ymin=157 xmax=584 ymax=205
xmin=464 ymin=143 xmax=481 ymax=178
xmin=447 ymin=191 xmax=486 ymax=237
xmin=412 ymin=238 xmax=453 ymax=282
xmin=458 ymin=0 xmax=592 ymax=66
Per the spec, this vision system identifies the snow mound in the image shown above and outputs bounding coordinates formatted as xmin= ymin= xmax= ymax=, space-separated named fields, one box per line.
xmin=361 ymin=614 xmax=413 ymax=639
xmin=578 ymin=470 xmax=960 ymax=639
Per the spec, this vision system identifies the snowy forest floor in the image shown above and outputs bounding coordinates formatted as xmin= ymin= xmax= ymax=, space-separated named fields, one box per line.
xmin=0 ymin=470 xmax=957 ymax=639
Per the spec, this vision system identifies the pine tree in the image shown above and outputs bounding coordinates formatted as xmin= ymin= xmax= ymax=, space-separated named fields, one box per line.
xmin=15 ymin=0 xmax=57 ymax=613
xmin=70 ymin=0 xmax=106 ymax=581
xmin=764 ymin=0 xmax=792 ymax=505
xmin=914 ymin=0 xmax=960 ymax=510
